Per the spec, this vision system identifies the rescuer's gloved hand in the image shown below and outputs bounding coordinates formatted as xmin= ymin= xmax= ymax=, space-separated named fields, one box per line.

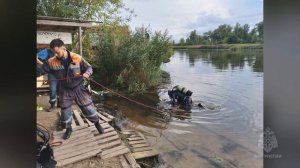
xmin=83 ymin=78 xmax=92 ymax=94
xmin=83 ymin=73 xmax=90 ymax=79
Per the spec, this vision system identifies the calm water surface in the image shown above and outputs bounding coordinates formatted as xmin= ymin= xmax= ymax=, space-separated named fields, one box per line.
xmin=105 ymin=49 xmax=263 ymax=168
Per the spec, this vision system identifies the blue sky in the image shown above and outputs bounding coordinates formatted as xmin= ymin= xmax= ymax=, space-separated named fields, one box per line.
xmin=121 ymin=0 xmax=263 ymax=42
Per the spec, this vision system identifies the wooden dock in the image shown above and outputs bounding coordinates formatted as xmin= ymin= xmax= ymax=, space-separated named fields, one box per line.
xmin=52 ymin=126 xmax=102 ymax=167
xmin=121 ymin=129 xmax=159 ymax=160
xmin=36 ymin=84 xmax=50 ymax=93
xmin=53 ymin=110 xmax=140 ymax=167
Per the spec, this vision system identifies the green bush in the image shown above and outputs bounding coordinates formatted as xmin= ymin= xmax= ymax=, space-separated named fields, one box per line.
xmin=89 ymin=25 xmax=173 ymax=94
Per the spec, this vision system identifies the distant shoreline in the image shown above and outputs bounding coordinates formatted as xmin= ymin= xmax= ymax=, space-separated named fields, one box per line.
xmin=172 ymin=43 xmax=263 ymax=50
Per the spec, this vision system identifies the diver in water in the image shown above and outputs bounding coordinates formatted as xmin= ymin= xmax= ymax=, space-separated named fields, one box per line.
xmin=168 ymin=85 xmax=193 ymax=110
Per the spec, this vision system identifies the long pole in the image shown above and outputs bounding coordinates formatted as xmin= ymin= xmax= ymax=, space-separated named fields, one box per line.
xmin=78 ymin=26 xmax=83 ymax=56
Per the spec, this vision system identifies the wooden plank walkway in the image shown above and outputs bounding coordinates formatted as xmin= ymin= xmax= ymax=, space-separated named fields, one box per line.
xmin=52 ymin=126 xmax=102 ymax=167
xmin=119 ymin=153 xmax=141 ymax=168
xmin=121 ymin=129 xmax=159 ymax=160
xmin=55 ymin=109 xmax=140 ymax=167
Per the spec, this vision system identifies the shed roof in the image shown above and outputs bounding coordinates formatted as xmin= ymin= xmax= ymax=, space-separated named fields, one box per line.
xmin=37 ymin=16 xmax=102 ymax=32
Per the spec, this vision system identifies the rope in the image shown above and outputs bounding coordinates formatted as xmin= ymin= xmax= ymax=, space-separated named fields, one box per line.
xmin=36 ymin=75 xmax=83 ymax=82
xmin=89 ymin=78 xmax=170 ymax=117
xmin=36 ymin=74 xmax=171 ymax=118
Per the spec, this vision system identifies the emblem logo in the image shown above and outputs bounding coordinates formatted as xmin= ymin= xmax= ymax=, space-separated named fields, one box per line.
xmin=263 ymin=127 xmax=278 ymax=153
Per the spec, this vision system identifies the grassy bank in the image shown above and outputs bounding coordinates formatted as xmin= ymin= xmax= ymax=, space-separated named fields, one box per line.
xmin=172 ymin=43 xmax=263 ymax=50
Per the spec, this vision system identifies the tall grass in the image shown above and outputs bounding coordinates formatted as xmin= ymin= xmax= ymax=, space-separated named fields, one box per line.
xmin=87 ymin=25 xmax=173 ymax=94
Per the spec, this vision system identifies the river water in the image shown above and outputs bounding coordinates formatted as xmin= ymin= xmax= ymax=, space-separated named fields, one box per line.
xmin=104 ymin=49 xmax=263 ymax=168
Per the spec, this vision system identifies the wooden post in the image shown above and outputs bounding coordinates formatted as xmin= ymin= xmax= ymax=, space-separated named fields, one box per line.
xmin=78 ymin=26 xmax=83 ymax=56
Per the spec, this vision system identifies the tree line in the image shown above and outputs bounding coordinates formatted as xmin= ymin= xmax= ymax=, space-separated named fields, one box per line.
xmin=177 ymin=21 xmax=263 ymax=46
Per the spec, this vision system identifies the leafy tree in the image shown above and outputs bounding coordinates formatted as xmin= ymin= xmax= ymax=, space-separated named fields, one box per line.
xmin=188 ymin=30 xmax=198 ymax=45
xmin=37 ymin=0 xmax=134 ymax=24
xmin=211 ymin=24 xmax=232 ymax=44
xmin=242 ymin=24 xmax=250 ymax=43
xmin=177 ymin=21 xmax=263 ymax=45
xmin=255 ymin=21 xmax=263 ymax=42
xmin=179 ymin=38 xmax=185 ymax=46
xmin=249 ymin=28 xmax=258 ymax=43
xmin=233 ymin=23 xmax=244 ymax=43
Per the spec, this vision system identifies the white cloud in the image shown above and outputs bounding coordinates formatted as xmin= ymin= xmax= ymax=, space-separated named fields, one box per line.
xmin=122 ymin=0 xmax=263 ymax=42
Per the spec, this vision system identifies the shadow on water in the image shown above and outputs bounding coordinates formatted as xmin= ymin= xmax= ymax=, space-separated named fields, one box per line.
xmin=101 ymin=49 xmax=263 ymax=168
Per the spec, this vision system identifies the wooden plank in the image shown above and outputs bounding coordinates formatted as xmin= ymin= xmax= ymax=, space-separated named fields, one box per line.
xmin=54 ymin=130 xmax=93 ymax=146
xmin=97 ymin=113 xmax=111 ymax=122
xmin=56 ymin=148 xmax=102 ymax=167
xmin=37 ymin=84 xmax=49 ymax=89
xmin=53 ymin=126 xmax=87 ymax=136
xmin=53 ymin=128 xmax=94 ymax=143
xmin=101 ymin=111 xmax=115 ymax=120
xmin=122 ymin=129 xmax=135 ymax=132
xmin=54 ymin=135 xmax=96 ymax=151
xmin=90 ymin=127 xmax=115 ymax=135
xmin=132 ymin=150 xmax=159 ymax=160
xmin=122 ymin=131 xmax=134 ymax=135
xmin=71 ymin=118 xmax=77 ymax=128
xmin=96 ymin=131 xmax=117 ymax=139
xmin=55 ymin=141 xmax=100 ymax=160
xmin=105 ymin=113 xmax=115 ymax=120
xmin=137 ymin=132 xmax=147 ymax=140
xmin=74 ymin=110 xmax=105 ymax=127
xmin=99 ymin=120 xmax=105 ymax=124
xmin=98 ymin=139 xmax=121 ymax=150
xmin=55 ymin=144 xmax=100 ymax=161
xmin=129 ymin=135 xmax=140 ymax=138
xmin=37 ymin=19 xmax=93 ymax=28
xmin=101 ymin=148 xmax=130 ymax=159
xmin=53 ymin=126 xmax=92 ymax=138
xmin=55 ymin=130 xmax=94 ymax=142
xmin=84 ymin=115 xmax=94 ymax=126
xmin=127 ymin=137 xmax=144 ymax=141
xmin=37 ymin=16 xmax=102 ymax=23
xmin=101 ymin=145 xmax=128 ymax=156
xmin=36 ymin=76 xmax=45 ymax=88
xmin=131 ymin=143 xmax=150 ymax=148
xmin=89 ymin=123 xmax=111 ymax=131
xmin=100 ymin=123 xmax=110 ymax=128
xmin=53 ymin=131 xmax=95 ymax=148
xmin=125 ymin=153 xmax=141 ymax=168
xmin=119 ymin=155 xmax=131 ymax=168
xmin=37 ymin=31 xmax=72 ymax=44
xmin=131 ymin=147 xmax=152 ymax=153
xmin=54 ymin=139 xmax=97 ymax=154
xmin=104 ymin=127 xmax=115 ymax=133
xmin=96 ymin=135 xmax=119 ymax=144
xmin=128 ymin=140 xmax=147 ymax=145
xmin=73 ymin=110 xmax=85 ymax=127
xmin=84 ymin=118 xmax=105 ymax=127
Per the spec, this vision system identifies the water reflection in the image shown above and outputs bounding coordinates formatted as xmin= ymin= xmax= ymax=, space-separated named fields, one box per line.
xmin=185 ymin=49 xmax=263 ymax=72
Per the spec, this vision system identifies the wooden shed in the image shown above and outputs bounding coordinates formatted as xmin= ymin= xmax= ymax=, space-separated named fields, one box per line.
xmin=36 ymin=16 xmax=102 ymax=88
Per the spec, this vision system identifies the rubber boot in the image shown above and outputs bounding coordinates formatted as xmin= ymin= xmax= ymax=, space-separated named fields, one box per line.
xmin=63 ymin=127 xmax=72 ymax=140
xmin=94 ymin=121 xmax=104 ymax=134
xmin=47 ymin=102 xmax=56 ymax=112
